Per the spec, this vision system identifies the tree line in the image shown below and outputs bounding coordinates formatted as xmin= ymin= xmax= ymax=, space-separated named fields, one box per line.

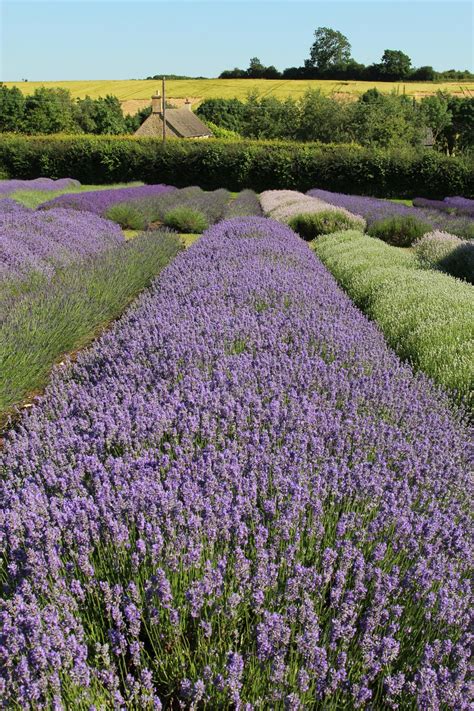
xmin=0 ymin=85 xmax=151 ymax=135
xmin=219 ymin=27 xmax=474 ymax=82
xmin=196 ymin=90 xmax=474 ymax=154
xmin=1 ymin=83 xmax=472 ymax=156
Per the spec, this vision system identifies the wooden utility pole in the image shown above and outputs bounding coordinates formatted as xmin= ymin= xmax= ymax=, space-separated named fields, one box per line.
xmin=162 ymin=76 xmax=166 ymax=143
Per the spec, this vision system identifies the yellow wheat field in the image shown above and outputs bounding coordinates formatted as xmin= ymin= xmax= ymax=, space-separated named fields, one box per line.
xmin=5 ymin=78 xmax=474 ymax=105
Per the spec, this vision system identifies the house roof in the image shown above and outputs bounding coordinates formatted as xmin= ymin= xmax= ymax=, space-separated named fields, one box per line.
xmin=135 ymin=108 xmax=213 ymax=138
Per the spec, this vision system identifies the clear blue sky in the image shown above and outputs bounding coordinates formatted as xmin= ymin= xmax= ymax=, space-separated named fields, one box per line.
xmin=1 ymin=1 xmax=472 ymax=81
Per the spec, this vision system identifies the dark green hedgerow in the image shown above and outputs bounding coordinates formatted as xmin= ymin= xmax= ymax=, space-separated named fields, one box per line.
xmin=0 ymin=134 xmax=472 ymax=198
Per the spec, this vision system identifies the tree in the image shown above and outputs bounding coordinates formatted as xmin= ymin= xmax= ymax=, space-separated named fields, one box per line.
xmin=0 ymin=84 xmax=25 ymax=132
xmin=443 ymin=96 xmax=474 ymax=154
xmin=378 ymin=49 xmax=412 ymax=80
xmin=196 ymin=98 xmax=246 ymax=132
xmin=420 ymin=93 xmax=452 ymax=145
xmin=247 ymin=57 xmax=265 ymax=78
xmin=22 ymin=88 xmax=77 ymax=134
xmin=219 ymin=68 xmax=247 ymax=79
xmin=308 ymin=27 xmax=351 ymax=72
xmin=347 ymin=90 xmax=424 ymax=149
xmin=411 ymin=65 xmax=436 ymax=81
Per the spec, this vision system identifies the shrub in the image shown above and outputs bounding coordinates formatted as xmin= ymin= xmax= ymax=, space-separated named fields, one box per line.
xmin=163 ymin=206 xmax=209 ymax=233
xmin=206 ymin=122 xmax=241 ymax=140
xmin=368 ymin=215 xmax=432 ymax=246
xmin=414 ymin=230 xmax=474 ymax=284
xmin=288 ymin=209 xmax=363 ymax=240
xmin=0 ymin=135 xmax=472 ymax=198
xmin=106 ymin=203 xmax=147 ymax=230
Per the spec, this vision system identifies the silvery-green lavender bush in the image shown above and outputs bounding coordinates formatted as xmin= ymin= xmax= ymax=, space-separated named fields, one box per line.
xmin=107 ymin=187 xmax=231 ymax=230
xmin=0 ymin=218 xmax=471 ymax=709
xmin=313 ymin=230 xmax=474 ymax=405
xmin=413 ymin=231 xmax=474 ymax=284
xmin=308 ymin=188 xmax=474 ymax=240
xmin=260 ymin=190 xmax=366 ymax=231
xmin=0 ymin=206 xmax=124 ymax=283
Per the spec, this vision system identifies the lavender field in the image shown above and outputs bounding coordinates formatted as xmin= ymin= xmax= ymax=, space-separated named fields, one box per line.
xmin=0 ymin=177 xmax=473 ymax=709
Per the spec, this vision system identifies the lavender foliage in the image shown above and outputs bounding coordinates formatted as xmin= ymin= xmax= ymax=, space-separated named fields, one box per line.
xmin=308 ymin=188 xmax=474 ymax=239
xmin=0 ymin=218 xmax=471 ymax=708
xmin=0 ymin=177 xmax=81 ymax=195
xmin=40 ymin=184 xmax=177 ymax=216
xmin=0 ymin=207 xmax=124 ymax=282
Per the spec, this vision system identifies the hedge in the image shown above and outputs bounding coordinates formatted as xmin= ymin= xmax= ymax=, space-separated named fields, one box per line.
xmin=312 ymin=230 xmax=474 ymax=408
xmin=0 ymin=135 xmax=472 ymax=197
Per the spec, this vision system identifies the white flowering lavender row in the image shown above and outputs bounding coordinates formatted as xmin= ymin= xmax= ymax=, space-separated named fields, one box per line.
xmin=0 ymin=218 xmax=471 ymax=709
xmin=259 ymin=190 xmax=366 ymax=230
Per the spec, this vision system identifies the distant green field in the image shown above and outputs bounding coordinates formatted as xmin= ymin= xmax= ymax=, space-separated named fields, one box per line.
xmin=5 ymin=78 xmax=474 ymax=105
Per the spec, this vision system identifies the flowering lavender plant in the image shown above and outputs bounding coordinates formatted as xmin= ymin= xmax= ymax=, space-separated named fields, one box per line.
xmin=40 ymin=184 xmax=176 ymax=216
xmin=0 ymin=198 xmax=29 ymax=216
xmin=414 ymin=230 xmax=474 ymax=283
xmin=0 ymin=219 xmax=471 ymax=708
xmin=0 ymin=207 xmax=124 ymax=282
xmin=0 ymin=177 xmax=81 ymax=195
xmin=308 ymin=188 xmax=474 ymax=239
xmin=413 ymin=196 xmax=474 ymax=218
xmin=443 ymin=196 xmax=474 ymax=216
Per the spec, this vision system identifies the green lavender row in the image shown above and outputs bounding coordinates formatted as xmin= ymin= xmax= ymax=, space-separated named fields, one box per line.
xmin=312 ymin=230 xmax=473 ymax=408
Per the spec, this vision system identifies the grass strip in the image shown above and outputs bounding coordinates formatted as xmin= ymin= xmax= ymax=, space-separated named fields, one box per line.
xmin=9 ymin=182 xmax=143 ymax=209
xmin=312 ymin=230 xmax=474 ymax=408
xmin=0 ymin=230 xmax=180 ymax=426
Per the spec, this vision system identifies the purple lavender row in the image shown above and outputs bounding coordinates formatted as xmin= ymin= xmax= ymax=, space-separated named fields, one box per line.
xmin=0 ymin=206 xmax=124 ymax=282
xmin=413 ymin=196 xmax=474 ymax=218
xmin=0 ymin=218 xmax=471 ymax=708
xmin=0 ymin=177 xmax=81 ymax=194
xmin=0 ymin=197 xmax=30 ymax=215
xmin=307 ymin=188 xmax=474 ymax=238
xmin=40 ymin=184 xmax=177 ymax=216
xmin=444 ymin=196 xmax=474 ymax=212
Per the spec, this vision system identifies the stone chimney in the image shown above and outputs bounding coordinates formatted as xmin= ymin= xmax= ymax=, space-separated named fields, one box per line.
xmin=151 ymin=93 xmax=162 ymax=114
xmin=185 ymin=98 xmax=192 ymax=111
